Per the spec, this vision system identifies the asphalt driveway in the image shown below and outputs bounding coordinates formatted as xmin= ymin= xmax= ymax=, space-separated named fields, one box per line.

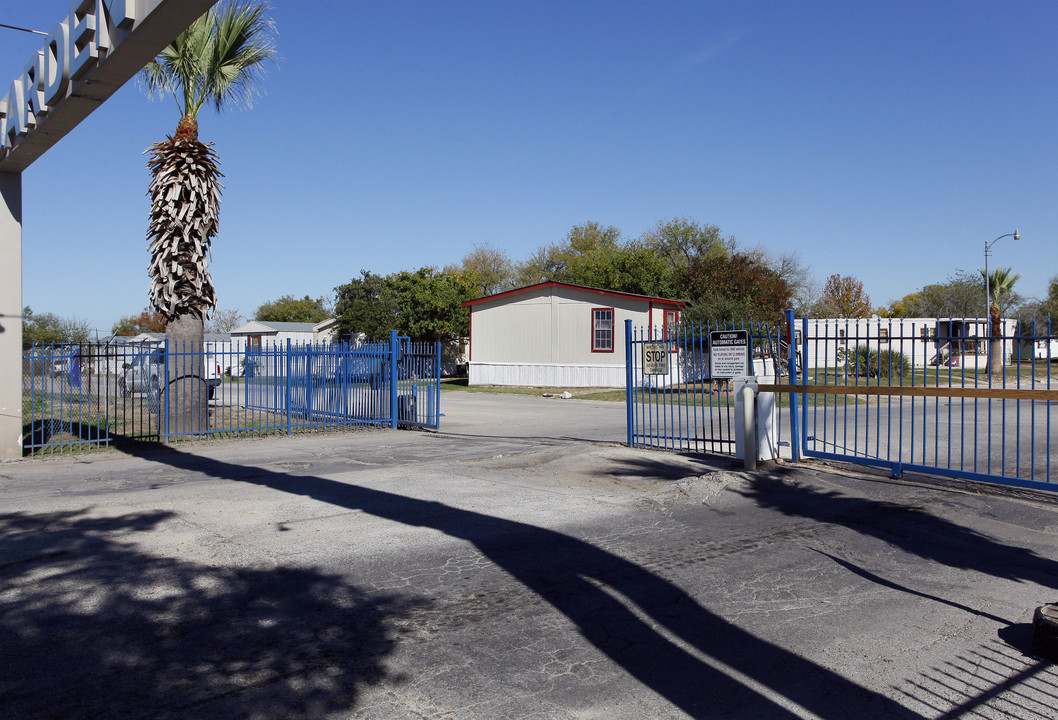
xmin=2 ymin=391 xmax=1057 ymax=719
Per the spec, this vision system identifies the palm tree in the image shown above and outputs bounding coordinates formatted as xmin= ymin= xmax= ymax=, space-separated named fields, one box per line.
xmin=980 ymin=266 xmax=1021 ymax=375
xmin=142 ymin=1 xmax=275 ymax=432
xmin=981 ymin=266 xmax=1022 ymax=316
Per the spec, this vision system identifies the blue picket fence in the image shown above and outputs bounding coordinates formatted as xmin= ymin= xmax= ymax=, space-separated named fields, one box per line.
xmin=20 ymin=331 xmax=441 ymax=455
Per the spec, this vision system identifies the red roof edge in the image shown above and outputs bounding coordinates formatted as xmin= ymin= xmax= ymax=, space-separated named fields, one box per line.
xmin=461 ymin=281 xmax=686 ymax=308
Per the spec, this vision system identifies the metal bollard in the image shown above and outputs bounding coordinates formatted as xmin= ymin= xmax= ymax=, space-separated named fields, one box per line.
xmin=740 ymin=384 xmax=756 ymax=471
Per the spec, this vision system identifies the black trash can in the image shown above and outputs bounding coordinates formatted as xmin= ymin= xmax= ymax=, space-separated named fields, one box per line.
xmin=398 ymin=394 xmax=416 ymax=426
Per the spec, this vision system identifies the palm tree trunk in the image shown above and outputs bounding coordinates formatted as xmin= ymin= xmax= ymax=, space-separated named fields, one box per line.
xmin=987 ymin=304 xmax=1004 ymax=378
xmin=166 ymin=314 xmax=207 ymax=437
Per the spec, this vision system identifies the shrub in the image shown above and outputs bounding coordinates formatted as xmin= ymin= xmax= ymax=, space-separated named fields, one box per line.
xmin=876 ymin=349 xmax=911 ymax=380
xmin=843 ymin=344 xmax=911 ymax=380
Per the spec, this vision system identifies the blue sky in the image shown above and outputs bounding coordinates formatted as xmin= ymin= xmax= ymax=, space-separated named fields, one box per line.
xmin=2 ymin=1 xmax=1055 ymax=335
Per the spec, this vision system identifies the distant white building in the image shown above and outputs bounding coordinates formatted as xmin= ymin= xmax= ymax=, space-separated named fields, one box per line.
xmin=1021 ymin=337 xmax=1058 ymax=362
xmin=229 ymin=319 xmax=338 ymax=350
xmin=796 ymin=317 xmax=1020 ymax=369
xmin=462 ymin=282 xmax=685 ymax=387
xmin=94 ymin=331 xmax=240 ymax=374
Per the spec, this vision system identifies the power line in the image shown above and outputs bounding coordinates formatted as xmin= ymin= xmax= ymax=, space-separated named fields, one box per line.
xmin=0 ymin=22 xmax=46 ymax=36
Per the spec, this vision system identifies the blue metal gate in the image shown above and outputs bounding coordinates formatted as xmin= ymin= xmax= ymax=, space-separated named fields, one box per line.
xmin=22 ymin=331 xmax=441 ymax=455
xmin=625 ymin=310 xmax=1057 ymax=494
xmin=245 ymin=331 xmax=441 ymax=431
xmin=625 ymin=317 xmax=786 ymax=453
xmin=783 ymin=312 xmax=1057 ymax=492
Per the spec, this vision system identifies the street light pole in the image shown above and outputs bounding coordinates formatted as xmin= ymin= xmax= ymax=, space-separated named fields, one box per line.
xmin=984 ymin=229 xmax=1019 ymax=319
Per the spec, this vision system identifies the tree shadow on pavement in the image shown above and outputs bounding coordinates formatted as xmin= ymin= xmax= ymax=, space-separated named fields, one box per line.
xmin=736 ymin=472 xmax=1058 ymax=591
xmin=583 ymin=451 xmax=738 ymax=482
xmin=0 ymin=508 xmax=416 ymax=720
xmin=117 ymin=445 xmax=922 ymax=719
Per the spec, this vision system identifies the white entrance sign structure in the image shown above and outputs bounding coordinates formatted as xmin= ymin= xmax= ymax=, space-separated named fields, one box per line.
xmin=0 ymin=0 xmax=219 ymax=459
xmin=642 ymin=342 xmax=669 ymax=375
xmin=709 ymin=330 xmax=749 ymax=379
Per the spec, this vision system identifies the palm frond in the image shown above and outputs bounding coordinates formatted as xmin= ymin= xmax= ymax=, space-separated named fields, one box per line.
xmin=981 ymin=266 xmax=1022 ymax=304
xmin=139 ymin=1 xmax=276 ymax=119
xmin=206 ymin=1 xmax=276 ymax=112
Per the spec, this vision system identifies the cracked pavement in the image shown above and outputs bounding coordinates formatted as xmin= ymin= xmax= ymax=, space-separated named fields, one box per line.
xmin=2 ymin=392 xmax=1058 ymax=719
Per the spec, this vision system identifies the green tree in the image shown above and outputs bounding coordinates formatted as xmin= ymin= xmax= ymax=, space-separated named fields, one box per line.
xmin=254 ymin=295 xmax=330 ymax=323
xmin=1015 ymin=274 xmax=1057 ymax=336
xmin=879 ymin=292 xmax=921 ymax=318
xmin=641 ymin=217 xmax=733 ymax=272
xmin=23 ymin=307 xmax=93 ymax=346
xmin=743 ymin=245 xmax=816 ymax=314
xmin=515 ymin=243 xmax=564 ymax=287
xmin=978 ymin=266 xmax=1021 ymax=376
xmin=451 ymin=243 xmax=515 ymax=297
xmin=141 ymin=0 xmax=276 ymax=431
xmin=112 ymin=307 xmax=168 ymax=336
xmin=678 ymin=253 xmax=792 ymax=324
xmin=386 ymin=268 xmax=477 ymax=342
xmin=334 ymin=271 xmax=398 ymax=341
xmin=335 ymin=268 xmax=478 ymax=343
xmin=516 ymin=222 xmax=624 ymax=287
xmin=888 ymin=270 xmax=982 ymax=318
xmin=516 ymin=222 xmax=676 ymax=297
xmin=813 ymin=274 xmax=872 ymax=318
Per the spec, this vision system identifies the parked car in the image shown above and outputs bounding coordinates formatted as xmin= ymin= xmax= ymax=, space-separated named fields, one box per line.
xmin=204 ymin=352 xmax=225 ymax=394
xmin=122 ymin=351 xmax=161 ymax=396
xmin=332 ymin=355 xmax=386 ymax=385
xmin=329 ymin=355 xmax=419 ymax=385
xmin=122 ymin=350 xmax=222 ymax=399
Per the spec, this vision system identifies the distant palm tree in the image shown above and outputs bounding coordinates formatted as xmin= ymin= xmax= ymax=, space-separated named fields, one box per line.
xmin=141 ymin=1 xmax=275 ymax=431
xmin=981 ymin=266 xmax=1022 ymax=315
xmin=980 ymin=266 xmax=1021 ymax=375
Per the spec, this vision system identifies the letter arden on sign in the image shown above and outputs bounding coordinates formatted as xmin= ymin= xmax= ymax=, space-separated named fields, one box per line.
xmin=1 ymin=0 xmax=138 ymax=161
xmin=709 ymin=329 xmax=749 ymax=378
xmin=0 ymin=0 xmax=218 ymax=173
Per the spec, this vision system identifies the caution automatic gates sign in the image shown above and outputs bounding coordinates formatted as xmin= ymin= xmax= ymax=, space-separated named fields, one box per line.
xmin=709 ymin=330 xmax=750 ymax=378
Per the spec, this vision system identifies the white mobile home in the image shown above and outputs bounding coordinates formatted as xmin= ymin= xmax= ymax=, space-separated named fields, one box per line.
xmin=462 ymin=282 xmax=685 ymax=387
xmin=1032 ymin=338 xmax=1058 ymax=361
xmin=230 ymin=319 xmax=338 ymax=350
xmin=1015 ymin=336 xmax=1058 ymax=363
xmin=797 ymin=317 xmax=1020 ymax=370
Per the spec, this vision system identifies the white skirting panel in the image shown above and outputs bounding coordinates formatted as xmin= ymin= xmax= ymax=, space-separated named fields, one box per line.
xmin=468 ymin=362 xmax=626 ymax=388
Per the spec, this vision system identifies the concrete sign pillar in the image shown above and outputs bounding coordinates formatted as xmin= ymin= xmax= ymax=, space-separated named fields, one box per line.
xmin=0 ymin=172 xmax=21 ymax=459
